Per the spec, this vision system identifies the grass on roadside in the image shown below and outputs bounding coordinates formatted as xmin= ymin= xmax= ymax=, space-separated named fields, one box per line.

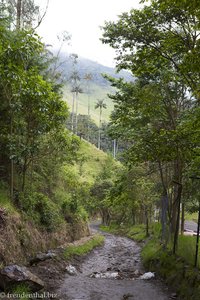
xmin=100 ymin=222 xmax=163 ymax=242
xmin=100 ymin=224 xmax=119 ymax=234
xmin=126 ymin=225 xmax=147 ymax=241
xmin=141 ymin=233 xmax=200 ymax=300
xmin=63 ymin=234 xmax=105 ymax=260
xmin=142 ymin=233 xmax=200 ymax=268
xmin=10 ymin=283 xmax=31 ymax=300
xmin=178 ymin=235 xmax=200 ymax=267
xmin=185 ymin=212 xmax=198 ymax=223
xmin=100 ymin=224 xmax=148 ymax=242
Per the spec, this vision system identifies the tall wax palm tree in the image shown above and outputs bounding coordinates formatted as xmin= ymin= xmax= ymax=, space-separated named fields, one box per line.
xmin=69 ymin=54 xmax=79 ymax=133
xmin=95 ymin=99 xmax=107 ymax=149
xmin=74 ymin=85 xmax=83 ymax=135
xmin=70 ymin=70 xmax=80 ymax=133
xmin=84 ymin=73 xmax=92 ymax=141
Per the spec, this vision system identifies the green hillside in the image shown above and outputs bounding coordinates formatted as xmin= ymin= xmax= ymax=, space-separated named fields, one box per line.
xmin=0 ymin=136 xmax=121 ymax=264
xmin=73 ymin=140 xmax=121 ymax=184
xmin=55 ymin=53 xmax=133 ymax=123
xmin=63 ymin=82 xmax=114 ymax=124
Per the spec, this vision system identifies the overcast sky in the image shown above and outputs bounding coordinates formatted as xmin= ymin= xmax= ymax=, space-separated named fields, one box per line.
xmin=36 ymin=0 xmax=141 ymax=67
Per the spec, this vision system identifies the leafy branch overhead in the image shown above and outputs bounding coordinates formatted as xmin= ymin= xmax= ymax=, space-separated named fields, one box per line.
xmin=101 ymin=0 xmax=200 ymax=254
xmin=101 ymin=0 xmax=200 ymax=97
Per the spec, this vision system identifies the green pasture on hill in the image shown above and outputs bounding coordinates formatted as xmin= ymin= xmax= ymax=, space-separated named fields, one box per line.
xmin=63 ymin=82 xmax=115 ymax=124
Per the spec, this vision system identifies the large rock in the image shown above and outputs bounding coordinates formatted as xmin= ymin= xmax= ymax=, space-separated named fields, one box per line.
xmin=29 ymin=251 xmax=56 ymax=265
xmin=0 ymin=265 xmax=44 ymax=292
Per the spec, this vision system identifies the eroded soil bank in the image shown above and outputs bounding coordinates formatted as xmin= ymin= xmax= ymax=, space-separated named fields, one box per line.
xmin=56 ymin=227 xmax=172 ymax=300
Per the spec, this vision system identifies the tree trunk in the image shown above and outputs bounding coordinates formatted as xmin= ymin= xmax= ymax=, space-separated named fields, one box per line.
xmin=181 ymin=201 xmax=185 ymax=235
xmin=194 ymin=201 xmax=200 ymax=268
xmin=10 ymin=101 xmax=14 ymax=201
xmin=21 ymin=158 xmax=27 ymax=192
xmin=131 ymin=208 xmax=135 ymax=225
xmin=71 ymin=92 xmax=75 ymax=132
xmin=16 ymin=0 xmax=22 ymax=30
xmin=87 ymin=91 xmax=90 ymax=141
xmin=158 ymin=161 xmax=169 ymax=244
xmin=171 ymin=157 xmax=183 ymax=238
xmin=75 ymin=92 xmax=78 ymax=135
xmin=161 ymin=194 xmax=168 ymax=243
xmin=145 ymin=207 xmax=149 ymax=237
xmin=10 ymin=159 xmax=14 ymax=201
xmin=98 ymin=108 xmax=102 ymax=149
xmin=173 ymin=182 xmax=182 ymax=254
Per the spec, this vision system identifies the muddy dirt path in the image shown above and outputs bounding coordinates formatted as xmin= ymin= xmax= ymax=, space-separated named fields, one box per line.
xmin=56 ymin=227 xmax=172 ymax=300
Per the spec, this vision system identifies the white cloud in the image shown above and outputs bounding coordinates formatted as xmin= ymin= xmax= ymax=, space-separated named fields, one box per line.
xmin=36 ymin=0 xmax=141 ymax=67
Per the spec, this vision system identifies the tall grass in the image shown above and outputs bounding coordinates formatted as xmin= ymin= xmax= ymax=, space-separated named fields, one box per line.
xmin=0 ymin=182 xmax=16 ymax=213
xmin=64 ymin=235 xmax=105 ymax=260
xmin=178 ymin=235 xmax=200 ymax=267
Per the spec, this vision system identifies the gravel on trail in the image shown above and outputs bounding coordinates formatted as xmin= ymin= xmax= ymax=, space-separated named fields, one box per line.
xmin=56 ymin=228 xmax=173 ymax=300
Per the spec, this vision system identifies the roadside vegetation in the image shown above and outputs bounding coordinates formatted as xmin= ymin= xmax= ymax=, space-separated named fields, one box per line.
xmin=100 ymin=224 xmax=147 ymax=242
xmin=64 ymin=235 xmax=105 ymax=260
xmin=101 ymin=220 xmax=200 ymax=299
xmin=142 ymin=234 xmax=200 ymax=300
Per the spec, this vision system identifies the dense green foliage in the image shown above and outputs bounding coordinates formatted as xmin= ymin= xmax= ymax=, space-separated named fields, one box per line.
xmin=96 ymin=2 xmax=200 ymax=298
xmin=0 ymin=3 xmax=94 ymax=233
xmin=101 ymin=0 xmax=200 ymax=255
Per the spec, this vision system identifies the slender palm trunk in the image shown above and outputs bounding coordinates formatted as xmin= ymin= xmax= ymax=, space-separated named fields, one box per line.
xmin=75 ymin=92 xmax=78 ymax=135
xmin=98 ymin=107 xmax=102 ymax=149
xmin=71 ymin=92 xmax=75 ymax=132
xmin=16 ymin=0 xmax=22 ymax=29
xmin=87 ymin=93 xmax=90 ymax=141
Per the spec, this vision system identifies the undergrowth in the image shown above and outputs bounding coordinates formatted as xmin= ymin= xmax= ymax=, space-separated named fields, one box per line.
xmin=100 ymin=223 xmax=150 ymax=242
xmin=141 ymin=233 xmax=200 ymax=300
xmin=10 ymin=283 xmax=31 ymax=300
xmin=0 ymin=182 xmax=16 ymax=214
xmin=64 ymin=234 xmax=105 ymax=260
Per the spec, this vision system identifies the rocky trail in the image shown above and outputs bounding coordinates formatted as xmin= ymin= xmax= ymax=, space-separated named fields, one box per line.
xmin=0 ymin=225 xmax=176 ymax=300
xmin=55 ymin=226 xmax=174 ymax=300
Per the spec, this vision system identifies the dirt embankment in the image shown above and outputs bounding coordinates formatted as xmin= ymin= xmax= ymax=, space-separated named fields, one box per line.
xmin=0 ymin=212 xmax=89 ymax=265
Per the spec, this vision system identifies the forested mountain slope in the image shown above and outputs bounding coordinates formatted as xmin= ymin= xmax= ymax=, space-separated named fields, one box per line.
xmin=52 ymin=51 xmax=133 ymax=123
